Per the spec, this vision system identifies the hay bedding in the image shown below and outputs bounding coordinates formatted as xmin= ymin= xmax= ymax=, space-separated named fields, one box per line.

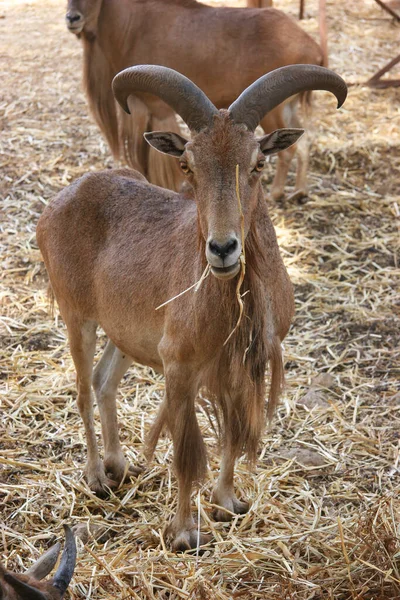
xmin=0 ymin=0 xmax=399 ymax=597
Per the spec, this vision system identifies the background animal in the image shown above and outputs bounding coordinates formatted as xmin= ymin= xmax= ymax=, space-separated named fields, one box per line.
xmin=37 ymin=64 xmax=346 ymax=550
xmin=246 ymin=0 xmax=273 ymax=7
xmin=65 ymin=0 xmax=324 ymax=199
xmin=0 ymin=526 xmax=76 ymax=600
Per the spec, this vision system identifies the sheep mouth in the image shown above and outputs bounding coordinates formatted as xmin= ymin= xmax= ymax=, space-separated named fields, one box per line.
xmin=66 ymin=22 xmax=85 ymax=35
xmin=210 ymin=262 xmax=241 ymax=281
xmin=67 ymin=24 xmax=84 ymax=33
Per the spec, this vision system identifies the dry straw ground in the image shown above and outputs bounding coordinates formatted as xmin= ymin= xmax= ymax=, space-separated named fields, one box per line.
xmin=1 ymin=0 xmax=399 ymax=598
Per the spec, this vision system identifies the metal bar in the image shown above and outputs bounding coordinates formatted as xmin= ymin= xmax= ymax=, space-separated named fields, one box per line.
xmin=367 ymin=52 xmax=400 ymax=87
xmin=373 ymin=0 xmax=400 ymax=21
xmin=368 ymin=79 xmax=400 ymax=88
xmin=319 ymin=0 xmax=328 ymax=66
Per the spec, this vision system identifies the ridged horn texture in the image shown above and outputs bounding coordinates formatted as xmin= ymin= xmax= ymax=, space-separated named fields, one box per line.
xmin=4 ymin=574 xmax=47 ymax=600
xmin=52 ymin=525 xmax=77 ymax=597
xmin=25 ymin=542 xmax=61 ymax=580
xmin=229 ymin=64 xmax=348 ymax=131
xmin=112 ymin=65 xmax=218 ymax=133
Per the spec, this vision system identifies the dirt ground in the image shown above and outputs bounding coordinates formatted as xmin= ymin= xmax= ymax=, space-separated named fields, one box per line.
xmin=0 ymin=0 xmax=399 ymax=598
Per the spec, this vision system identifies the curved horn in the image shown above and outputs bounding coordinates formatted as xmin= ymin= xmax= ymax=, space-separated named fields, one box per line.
xmin=25 ymin=542 xmax=61 ymax=581
xmin=52 ymin=525 xmax=77 ymax=597
xmin=4 ymin=574 xmax=47 ymax=600
xmin=229 ymin=64 xmax=347 ymax=131
xmin=112 ymin=65 xmax=218 ymax=133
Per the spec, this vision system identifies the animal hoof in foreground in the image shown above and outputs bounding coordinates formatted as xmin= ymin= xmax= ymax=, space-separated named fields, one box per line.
xmin=287 ymin=188 xmax=308 ymax=203
xmin=104 ymin=456 xmax=144 ymax=485
xmin=212 ymin=496 xmax=250 ymax=522
xmin=87 ymin=474 xmax=119 ymax=498
xmin=166 ymin=524 xmax=212 ymax=553
xmin=86 ymin=463 xmax=120 ymax=497
xmin=172 ymin=531 xmax=212 ymax=553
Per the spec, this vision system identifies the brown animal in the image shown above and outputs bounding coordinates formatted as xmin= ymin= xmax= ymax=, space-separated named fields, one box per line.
xmin=65 ymin=0 xmax=324 ymax=199
xmin=0 ymin=526 xmax=76 ymax=600
xmin=37 ymin=64 xmax=346 ymax=550
xmin=246 ymin=0 xmax=273 ymax=8
xmin=247 ymin=0 xmax=329 ymax=67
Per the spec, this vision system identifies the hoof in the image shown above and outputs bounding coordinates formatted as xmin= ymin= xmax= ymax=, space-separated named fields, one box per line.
xmin=87 ymin=473 xmax=119 ymax=498
xmin=170 ymin=530 xmax=212 ymax=553
xmin=270 ymin=188 xmax=285 ymax=201
xmin=104 ymin=456 xmax=144 ymax=486
xmin=212 ymin=494 xmax=250 ymax=522
xmin=287 ymin=189 xmax=308 ymax=203
xmin=166 ymin=521 xmax=212 ymax=553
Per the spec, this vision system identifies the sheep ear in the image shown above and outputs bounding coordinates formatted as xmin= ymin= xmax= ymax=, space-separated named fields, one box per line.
xmin=258 ymin=128 xmax=304 ymax=156
xmin=144 ymin=131 xmax=189 ymax=156
xmin=25 ymin=542 xmax=61 ymax=581
xmin=4 ymin=574 xmax=47 ymax=600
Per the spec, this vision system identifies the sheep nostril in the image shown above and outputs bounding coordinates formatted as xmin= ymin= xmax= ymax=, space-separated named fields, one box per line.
xmin=209 ymin=238 xmax=238 ymax=260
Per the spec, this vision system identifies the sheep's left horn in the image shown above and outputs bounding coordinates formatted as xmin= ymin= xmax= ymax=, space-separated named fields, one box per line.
xmin=52 ymin=525 xmax=76 ymax=597
xmin=229 ymin=64 xmax=347 ymax=131
xmin=112 ymin=65 xmax=218 ymax=133
xmin=25 ymin=541 xmax=61 ymax=580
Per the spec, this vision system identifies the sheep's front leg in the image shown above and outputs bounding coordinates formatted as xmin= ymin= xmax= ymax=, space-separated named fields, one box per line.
xmin=93 ymin=340 xmax=143 ymax=485
xmin=162 ymin=361 xmax=210 ymax=551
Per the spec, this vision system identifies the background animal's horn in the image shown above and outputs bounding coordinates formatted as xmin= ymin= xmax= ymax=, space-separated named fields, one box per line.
xmin=229 ymin=64 xmax=347 ymax=131
xmin=52 ymin=525 xmax=77 ymax=597
xmin=112 ymin=65 xmax=218 ymax=133
xmin=25 ymin=542 xmax=61 ymax=581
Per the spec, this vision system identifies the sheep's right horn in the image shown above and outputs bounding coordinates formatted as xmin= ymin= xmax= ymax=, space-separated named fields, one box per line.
xmin=52 ymin=525 xmax=77 ymax=597
xmin=113 ymin=65 xmax=219 ymax=133
xmin=25 ymin=541 xmax=61 ymax=580
xmin=229 ymin=64 xmax=347 ymax=131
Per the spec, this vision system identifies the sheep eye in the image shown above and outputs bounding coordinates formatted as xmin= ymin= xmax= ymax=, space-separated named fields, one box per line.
xmin=254 ymin=160 xmax=265 ymax=172
xmin=180 ymin=162 xmax=191 ymax=174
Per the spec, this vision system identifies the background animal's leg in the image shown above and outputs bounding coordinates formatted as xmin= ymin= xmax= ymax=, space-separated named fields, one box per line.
xmin=286 ymin=98 xmax=309 ymax=201
xmin=261 ymin=98 xmax=305 ymax=201
xmin=65 ymin=318 xmax=116 ymax=496
xmin=93 ymin=341 xmax=141 ymax=484
xmin=118 ymin=96 xmax=151 ymax=175
xmin=162 ymin=362 xmax=210 ymax=551
xmin=211 ymin=401 xmax=250 ymax=522
xmin=288 ymin=131 xmax=309 ymax=201
xmin=269 ymin=143 xmax=297 ymax=201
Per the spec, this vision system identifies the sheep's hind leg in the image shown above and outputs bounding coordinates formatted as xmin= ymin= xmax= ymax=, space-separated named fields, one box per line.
xmin=93 ymin=340 xmax=143 ymax=485
xmin=211 ymin=393 xmax=250 ymax=522
xmin=212 ymin=445 xmax=249 ymax=522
